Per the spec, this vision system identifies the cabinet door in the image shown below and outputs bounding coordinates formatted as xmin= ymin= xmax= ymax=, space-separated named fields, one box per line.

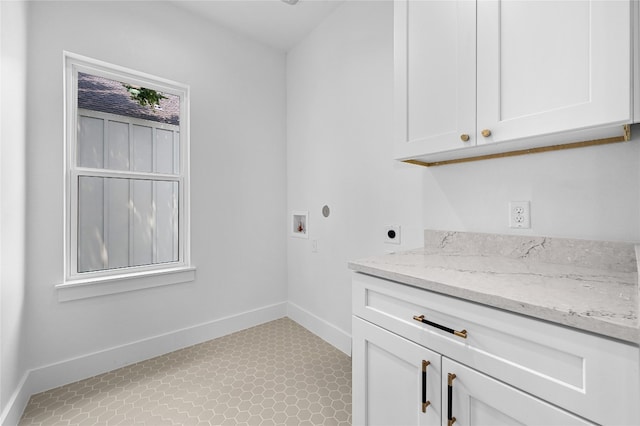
xmin=442 ymin=358 xmax=595 ymax=426
xmin=352 ymin=317 xmax=441 ymax=426
xmin=394 ymin=0 xmax=476 ymax=159
xmin=476 ymin=0 xmax=631 ymax=145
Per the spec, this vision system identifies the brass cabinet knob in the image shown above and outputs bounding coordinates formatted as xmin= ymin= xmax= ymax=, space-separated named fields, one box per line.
xmin=460 ymin=134 xmax=470 ymax=142
xmin=481 ymin=129 xmax=492 ymax=137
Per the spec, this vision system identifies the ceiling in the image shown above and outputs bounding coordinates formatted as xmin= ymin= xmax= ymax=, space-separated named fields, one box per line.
xmin=171 ymin=0 xmax=345 ymax=51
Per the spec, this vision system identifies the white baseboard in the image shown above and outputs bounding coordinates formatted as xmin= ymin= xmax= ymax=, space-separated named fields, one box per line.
xmin=286 ymin=302 xmax=352 ymax=356
xmin=1 ymin=302 xmax=287 ymax=426
xmin=0 ymin=372 xmax=30 ymax=426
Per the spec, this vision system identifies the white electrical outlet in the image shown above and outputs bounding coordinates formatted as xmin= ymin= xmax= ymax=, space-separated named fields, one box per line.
xmin=509 ymin=201 xmax=531 ymax=228
xmin=384 ymin=225 xmax=401 ymax=244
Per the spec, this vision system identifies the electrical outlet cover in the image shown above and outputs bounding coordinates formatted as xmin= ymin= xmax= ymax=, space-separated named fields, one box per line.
xmin=384 ymin=225 xmax=401 ymax=244
xmin=509 ymin=201 xmax=531 ymax=229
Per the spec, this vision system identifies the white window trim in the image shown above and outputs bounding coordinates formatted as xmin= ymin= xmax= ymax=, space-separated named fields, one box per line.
xmin=59 ymin=51 xmax=193 ymax=301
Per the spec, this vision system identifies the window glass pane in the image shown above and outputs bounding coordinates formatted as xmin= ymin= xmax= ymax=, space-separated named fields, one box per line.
xmin=106 ymin=177 xmax=130 ymax=269
xmin=156 ymin=129 xmax=175 ymax=174
xmin=156 ymin=181 xmax=179 ymax=263
xmin=132 ymin=179 xmax=153 ymax=266
xmin=78 ymin=176 xmax=104 ymax=272
xmin=77 ymin=115 xmax=104 ymax=168
xmin=78 ymin=72 xmax=180 ymax=125
xmin=132 ymin=125 xmax=153 ymax=173
xmin=76 ymin=72 xmax=180 ymax=174
xmin=107 ymin=121 xmax=130 ymax=171
xmin=78 ymin=176 xmax=179 ymax=273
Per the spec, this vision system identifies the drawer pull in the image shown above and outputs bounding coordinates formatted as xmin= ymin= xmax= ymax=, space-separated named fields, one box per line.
xmin=447 ymin=373 xmax=457 ymax=426
xmin=421 ymin=360 xmax=431 ymax=413
xmin=413 ymin=315 xmax=468 ymax=339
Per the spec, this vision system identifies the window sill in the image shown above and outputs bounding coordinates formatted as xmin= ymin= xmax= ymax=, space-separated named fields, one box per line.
xmin=56 ymin=266 xmax=196 ymax=302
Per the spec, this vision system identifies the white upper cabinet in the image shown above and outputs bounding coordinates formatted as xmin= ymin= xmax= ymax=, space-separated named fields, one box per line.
xmin=477 ymin=0 xmax=631 ymax=144
xmin=394 ymin=0 xmax=476 ymax=158
xmin=395 ymin=0 xmax=633 ymax=164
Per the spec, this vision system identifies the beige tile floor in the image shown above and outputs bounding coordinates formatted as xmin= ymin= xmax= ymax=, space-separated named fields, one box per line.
xmin=19 ymin=318 xmax=352 ymax=426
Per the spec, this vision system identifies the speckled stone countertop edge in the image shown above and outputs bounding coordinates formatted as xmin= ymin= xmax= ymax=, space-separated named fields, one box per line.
xmin=348 ymin=260 xmax=639 ymax=344
xmin=349 ymin=230 xmax=640 ymax=345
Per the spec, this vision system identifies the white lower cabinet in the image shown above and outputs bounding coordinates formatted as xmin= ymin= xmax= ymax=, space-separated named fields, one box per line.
xmin=353 ymin=316 xmax=441 ymax=426
xmin=443 ymin=358 xmax=592 ymax=426
xmin=352 ymin=273 xmax=640 ymax=426
xmin=353 ymin=317 xmax=593 ymax=426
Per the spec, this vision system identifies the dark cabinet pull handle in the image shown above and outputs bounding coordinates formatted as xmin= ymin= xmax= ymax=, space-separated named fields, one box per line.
xmin=421 ymin=360 xmax=431 ymax=413
xmin=413 ymin=315 xmax=468 ymax=339
xmin=448 ymin=373 xmax=457 ymax=426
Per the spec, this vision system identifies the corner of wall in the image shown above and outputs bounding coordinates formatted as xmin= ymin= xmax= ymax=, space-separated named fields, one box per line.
xmin=1 ymin=0 xmax=29 ymax=424
xmin=287 ymin=302 xmax=351 ymax=356
xmin=0 ymin=373 xmax=30 ymax=426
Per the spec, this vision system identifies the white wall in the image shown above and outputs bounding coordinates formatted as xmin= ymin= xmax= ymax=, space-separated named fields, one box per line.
xmin=2 ymin=1 xmax=287 ymax=421
xmin=285 ymin=0 xmax=640 ymax=354
xmin=422 ymin=139 xmax=640 ymax=242
xmin=286 ymin=0 xmax=423 ymax=349
xmin=1 ymin=0 xmax=29 ymax=420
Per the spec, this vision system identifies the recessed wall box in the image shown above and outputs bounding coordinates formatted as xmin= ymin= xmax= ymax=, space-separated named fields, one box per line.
xmin=291 ymin=211 xmax=309 ymax=238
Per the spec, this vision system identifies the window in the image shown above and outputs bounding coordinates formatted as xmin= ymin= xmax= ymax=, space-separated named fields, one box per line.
xmin=60 ymin=52 xmax=193 ymax=300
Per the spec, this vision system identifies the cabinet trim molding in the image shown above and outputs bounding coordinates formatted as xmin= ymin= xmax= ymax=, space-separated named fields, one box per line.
xmin=403 ymin=125 xmax=631 ymax=167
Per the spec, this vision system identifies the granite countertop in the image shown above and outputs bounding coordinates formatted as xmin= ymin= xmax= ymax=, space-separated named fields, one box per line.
xmin=348 ymin=230 xmax=639 ymax=344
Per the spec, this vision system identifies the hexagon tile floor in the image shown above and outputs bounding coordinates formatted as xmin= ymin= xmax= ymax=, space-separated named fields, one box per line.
xmin=19 ymin=318 xmax=352 ymax=426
